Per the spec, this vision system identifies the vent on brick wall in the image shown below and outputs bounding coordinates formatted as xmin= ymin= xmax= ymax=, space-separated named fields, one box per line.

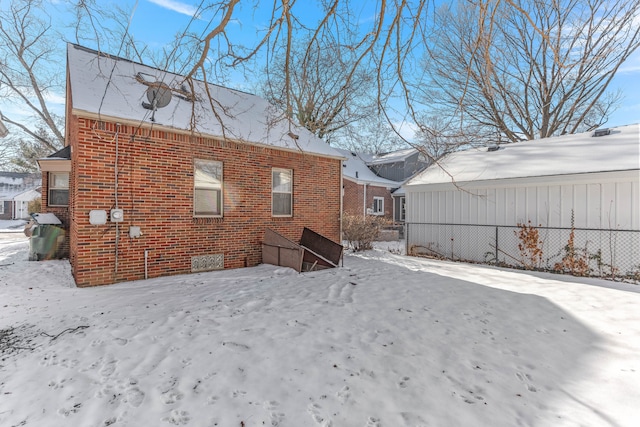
xmin=191 ymin=254 xmax=224 ymax=272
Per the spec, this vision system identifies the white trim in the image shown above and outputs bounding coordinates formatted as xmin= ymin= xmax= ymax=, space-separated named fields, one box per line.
xmin=48 ymin=172 xmax=69 ymax=207
xmin=373 ymin=196 xmax=384 ymax=215
xmin=272 ymin=167 xmax=293 ymax=217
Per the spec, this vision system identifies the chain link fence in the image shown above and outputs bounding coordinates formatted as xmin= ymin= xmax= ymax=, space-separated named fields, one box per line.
xmin=406 ymin=223 xmax=640 ymax=283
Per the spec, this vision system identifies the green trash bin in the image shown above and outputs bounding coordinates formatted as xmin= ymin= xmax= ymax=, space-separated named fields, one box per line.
xmin=28 ymin=213 xmax=66 ymax=261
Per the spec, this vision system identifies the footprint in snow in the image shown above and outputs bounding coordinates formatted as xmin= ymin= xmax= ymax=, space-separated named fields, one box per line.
xmin=162 ymin=409 xmax=190 ymax=425
xmin=515 ymin=371 xmax=537 ymax=392
xmin=307 ymin=402 xmax=333 ymax=426
xmin=125 ymin=386 xmax=145 ymax=407
xmin=336 ymin=385 xmax=351 ymax=403
xmin=113 ymin=337 xmax=128 ymax=346
xmin=397 ymin=376 xmax=410 ymax=389
xmin=231 ymin=389 xmax=247 ymax=398
xmin=264 ymin=401 xmax=285 ymax=426
xmin=365 ymin=416 xmax=382 ymax=427
xmin=57 ymin=403 xmax=82 ymax=417
xmin=99 ymin=358 xmax=117 ymax=378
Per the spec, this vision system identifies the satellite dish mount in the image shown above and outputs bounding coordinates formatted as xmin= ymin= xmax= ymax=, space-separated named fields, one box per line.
xmin=142 ymin=82 xmax=172 ymax=122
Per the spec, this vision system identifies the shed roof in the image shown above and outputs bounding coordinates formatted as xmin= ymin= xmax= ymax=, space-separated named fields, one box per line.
xmin=335 ymin=148 xmax=401 ymax=187
xmin=67 ymin=44 xmax=342 ymax=159
xmin=406 ymin=124 xmax=640 ymax=186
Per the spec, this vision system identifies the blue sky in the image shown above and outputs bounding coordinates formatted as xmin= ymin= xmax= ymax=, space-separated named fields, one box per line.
xmin=128 ymin=0 xmax=640 ymax=128
xmin=1 ymin=0 xmax=638 ymax=139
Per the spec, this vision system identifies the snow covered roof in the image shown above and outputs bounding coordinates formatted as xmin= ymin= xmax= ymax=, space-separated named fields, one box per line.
xmin=66 ymin=44 xmax=342 ymax=159
xmin=368 ymin=147 xmax=417 ymax=165
xmin=335 ymin=148 xmax=401 ymax=187
xmin=13 ymin=189 xmax=41 ymax=202
xmin=0 ymin=173 xmax=41 ymax=200
xmin=406 ymin=124 xmax=640 ymax=186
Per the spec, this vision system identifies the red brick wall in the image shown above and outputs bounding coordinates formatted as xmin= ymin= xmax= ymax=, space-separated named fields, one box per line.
xmin=343 ymin=178 xmax=394 ymax=219
xmin=343 ymin=179 xmax=364 ymax=216
xmin=68 ymin=117 xmax=342 ymax=287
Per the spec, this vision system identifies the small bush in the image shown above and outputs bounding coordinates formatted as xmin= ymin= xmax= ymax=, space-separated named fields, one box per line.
xmin=553 ymin=212 xmax=591 ymax=276
xmin=343 ymin=213 xmax=389 ymax=252
xmin=515 ymin=221 xmax=544 ymax=270
xmin=28 ymin=197 xmax=42 ymax=215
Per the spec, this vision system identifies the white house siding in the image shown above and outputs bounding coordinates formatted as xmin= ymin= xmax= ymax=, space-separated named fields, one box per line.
xmin=406 ymin=170 xmax=639 ymax=276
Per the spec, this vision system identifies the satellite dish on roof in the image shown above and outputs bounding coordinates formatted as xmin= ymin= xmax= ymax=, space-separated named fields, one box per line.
xmin=141 ymin=82 xmax=172 ymax=122
xmin=146 ymin=83 xmax=172 ymax=109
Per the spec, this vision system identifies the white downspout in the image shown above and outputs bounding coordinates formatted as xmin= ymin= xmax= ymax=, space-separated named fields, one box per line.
xmin=363 ymin=183 xmax=368 ymax=217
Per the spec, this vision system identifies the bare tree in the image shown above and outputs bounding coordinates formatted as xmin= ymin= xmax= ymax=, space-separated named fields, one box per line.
xmin=0 ymin=0 xmax=65 ymax=150
xmin=420 ymin=0 xmax=640 ymax=143
xmin=337 ymin=115 xmax=405 ymax=154
xmin=0 ymin=0 xmax=146 ymax=170
xmin=2 ymin=0 xmax=639 ymax=172
xmin=413 ymin=114 xmax=481 ymax=160
xmin=261 ymin=37 xmax=375 ymax=142
xmin=9 ymin=126 xmax=58 ymax=172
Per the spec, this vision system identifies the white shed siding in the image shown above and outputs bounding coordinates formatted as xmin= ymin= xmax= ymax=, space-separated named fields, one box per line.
xmin=407 ymin=170 xmax=639 ymax=230
xmin=405 ymin=125 xmax=639 ymax=277
xmin=406 ymin=171 xmax=638 ymax=275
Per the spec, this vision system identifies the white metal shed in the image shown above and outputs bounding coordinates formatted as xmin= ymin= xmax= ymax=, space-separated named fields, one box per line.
xmin=404 ymin=124 xmax=640 ymax=278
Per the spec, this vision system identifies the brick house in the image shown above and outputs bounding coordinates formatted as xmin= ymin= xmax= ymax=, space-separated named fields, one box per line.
xmin=366 ymin=148 xmax=430 ymax=223
xmin=38 ymin=44 xmax=343 ymax=287
xmin=337 ymin=149 xmax=400 ymax=220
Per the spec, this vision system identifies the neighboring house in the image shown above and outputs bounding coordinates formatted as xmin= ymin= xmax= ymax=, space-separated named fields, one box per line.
xmin=367 ymin=147 xmax=430 ymax=182
xmin=337 ymin=148 xmax=401 ymax=220
xmin=403 ymin=123 xmax=640 ymax=277
xmin=366 ymin=148 xmax=429 ymax=223
xmin=0 ymin=172 xmax=41 ymax=220
xmin=37 ymin=44 xmax=343 ymax=287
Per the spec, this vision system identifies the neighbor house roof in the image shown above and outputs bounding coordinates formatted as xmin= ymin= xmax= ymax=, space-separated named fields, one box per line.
xmin=335 ymin=148 xmax=401 ymax=187
xmin=367 ymin=147 xmax=418 ymax=165
xmin=406 ymin=123 xmax=640 ymax=186
xmin=13 ymin=188 xmax=41 ymax=202
xmin=66 ymin=44 xmax=342 ymax=159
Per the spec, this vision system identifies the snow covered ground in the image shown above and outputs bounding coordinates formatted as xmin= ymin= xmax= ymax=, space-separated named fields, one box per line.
xmin=1 ymin=227 xmax=639 ymax=427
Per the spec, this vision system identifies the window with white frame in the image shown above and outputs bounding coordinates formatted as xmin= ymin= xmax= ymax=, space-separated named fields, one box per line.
xmin=0 ymin=201 xmax=4 ymax=214
xmin=272 ymin=168 xmax=292 ymax=216
xmin=400 ymin=196 xmax=406 ymax=221
xmin=194 ymin=159 xmax=223 ymax=217
xmin=48 ymin=172 xmax=69 ymax=206
xmin=373 ymin=196 xmax=384 ymax=215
